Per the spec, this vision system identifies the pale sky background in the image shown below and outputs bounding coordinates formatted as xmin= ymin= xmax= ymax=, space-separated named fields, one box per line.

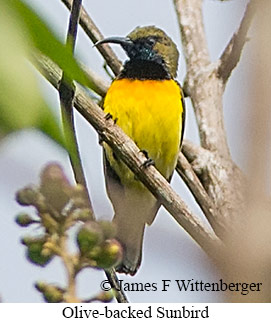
xmin=0 ymin=0 xmax=251 ymax=302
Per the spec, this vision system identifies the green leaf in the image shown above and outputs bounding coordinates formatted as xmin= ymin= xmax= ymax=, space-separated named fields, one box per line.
xmin=0 ymin=1 xmax=63 ymax=145
xmin=8 ymin=0 xmax=97 ymax=89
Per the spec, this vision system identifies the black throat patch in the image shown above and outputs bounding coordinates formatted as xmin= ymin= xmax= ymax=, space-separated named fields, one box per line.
xmin=118 ymin=59 xmax=171 ymax=80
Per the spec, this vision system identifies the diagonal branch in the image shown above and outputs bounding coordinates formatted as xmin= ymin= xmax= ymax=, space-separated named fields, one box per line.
xmin=80 ymin=62 xmax=109 ymax=97
xmin=217 ymin=0 xmax=257 ymax=84
xmin=181 ymin=140 xmax=245 ymax=237
xmin=181 ymin=140 xmax=210 ymax=164
xmin=176 ymin=152 xmax=226 ymax=237
xmin=35 ymin=54 xmax=222 ymax=257
xmin=60 ymin=0 xmax=121 ymax=76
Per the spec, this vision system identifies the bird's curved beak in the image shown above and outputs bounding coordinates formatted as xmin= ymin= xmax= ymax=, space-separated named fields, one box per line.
xmin=94 ymin=37 xmax=133 ymax=49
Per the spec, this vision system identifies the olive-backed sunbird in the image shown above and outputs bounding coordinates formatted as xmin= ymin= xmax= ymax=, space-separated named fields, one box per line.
xmin=96 ymin=26 xmax=185 ymax=275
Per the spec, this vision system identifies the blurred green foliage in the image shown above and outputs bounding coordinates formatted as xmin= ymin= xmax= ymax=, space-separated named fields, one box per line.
xmin=0 ymin=0 xmax=96 ymax=145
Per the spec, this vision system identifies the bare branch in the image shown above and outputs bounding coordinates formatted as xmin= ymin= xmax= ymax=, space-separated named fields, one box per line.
xmin=80 ymin=62 xmax=109 ymax=97
xmin=35 ymin=55 xmax=222 ymax=256
xmin=60 ymin=0 xmax=121 ymax=76
xmin=66 ymin=0 xmax=81 ymax=51
xmin=173 ymin=0 xmax=210 ymax=73
xmin=105 ymin=269 xmax=128 ymax=303
xmin=59 ymin=0 xmax=94 ymax=215
xmin=173 ymin=0 xmax=230 ymax=159
xmin=176 ymin=152 xmax=226 ymax=237
xmin=173 ymin=0 xmax=248 ymax=233
xmin=218 ymin=0 xmax=257 ymax=84
xmin=182 ymin=141 xmax=245 ymax=236
xmin=181 ymin=140 xmax=210 ymax=164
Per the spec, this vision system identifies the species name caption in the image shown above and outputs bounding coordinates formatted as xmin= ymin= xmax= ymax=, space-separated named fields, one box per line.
xmin=100 ymin=279 xmax=263 ymax=295
xmin=62 ymin=305 xmax=209 ymax=319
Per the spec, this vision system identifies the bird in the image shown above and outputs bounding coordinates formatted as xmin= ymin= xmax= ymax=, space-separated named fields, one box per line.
xmin=95 ymin=26 xmax=185 ymax=275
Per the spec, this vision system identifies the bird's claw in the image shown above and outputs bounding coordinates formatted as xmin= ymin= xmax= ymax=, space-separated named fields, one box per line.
xmin=105 ymin=112 xmax=113 ymax=120
xmin=140 ymin=150 xmax=155 ymax=168
xmin=142 ymin=158 xmax=155 ymax=168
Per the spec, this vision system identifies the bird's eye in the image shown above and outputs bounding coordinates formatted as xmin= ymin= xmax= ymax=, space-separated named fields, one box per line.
xmin=147 ymin=37 xmax=156 ymax=46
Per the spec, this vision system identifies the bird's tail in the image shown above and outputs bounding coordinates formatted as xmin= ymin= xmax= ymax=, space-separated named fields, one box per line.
xmin=112 ymin=189 xmax=160 ymax=275
xmin=114 ymin=215 xmax=145 ymax=275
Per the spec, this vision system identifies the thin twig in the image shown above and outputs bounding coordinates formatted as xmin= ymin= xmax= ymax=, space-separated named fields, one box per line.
xmin=105 ymin=269 xmax=128 ymax=303
xmin=59 ymin=0 xmax=93 ymax=214
xmin=80 ymin=62 xmax=109 ymax=97
xmin=35 ymin=55 xmax=222 ymax=256
xmin=66 ymin=0 xmax=81 ymax=51
xmin=59 ymin=235 xmax=77 ymax=302
xmin=60 ymin=0 xmax=121 ymax=76
xmin=217 ymin=0 xmax=257 ymax=84
xmin=176 ymin=152 xmax=226 ymax=237
xmin=58 ymin=0 xmax=93 ymax=299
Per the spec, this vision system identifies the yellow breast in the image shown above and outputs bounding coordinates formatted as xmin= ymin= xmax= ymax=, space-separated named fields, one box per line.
xmin=103 ymin=78 xmax=183 ymax=185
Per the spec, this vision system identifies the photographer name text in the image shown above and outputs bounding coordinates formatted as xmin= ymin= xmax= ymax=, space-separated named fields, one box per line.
xmin=100 ymin=278 xmax=262 ymax=295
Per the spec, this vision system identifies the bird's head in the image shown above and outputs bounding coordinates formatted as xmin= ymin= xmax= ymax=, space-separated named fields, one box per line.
xmin=95 ymin=26 xmax=179 ymax=78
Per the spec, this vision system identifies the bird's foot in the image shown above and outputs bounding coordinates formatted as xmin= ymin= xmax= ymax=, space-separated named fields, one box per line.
xmin=105 ymin=113 xmax=118 ymax=124
xmin=140 ymin=150 xmax=155 ymax=168
xmin=105 ymin=112 xmax=113 ymax=120
xmin=142 ymin=158 xmax=155 ymax=168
